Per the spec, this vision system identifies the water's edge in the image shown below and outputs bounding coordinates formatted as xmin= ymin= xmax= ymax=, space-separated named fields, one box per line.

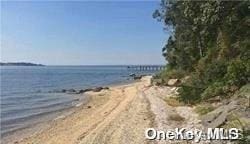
xmin=1 ymin=66 xmax=157 ymax=142
xmin=1 ymin=80 xmax=137 ymax=144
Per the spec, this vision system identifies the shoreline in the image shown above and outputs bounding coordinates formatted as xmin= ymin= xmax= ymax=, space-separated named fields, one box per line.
xmin=1 ymin=79 xmax=139 ymax=144
xmin=1 ymin=95 xmax=90 ymax=144
xmin=0 ymin=71 xmax=145 ymax=138
xmin=3 ymin=76 xmax=202 ymax=144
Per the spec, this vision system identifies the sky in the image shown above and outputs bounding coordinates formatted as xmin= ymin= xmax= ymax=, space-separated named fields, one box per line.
xmin=1 ymin=1 xmax=168 ymax=65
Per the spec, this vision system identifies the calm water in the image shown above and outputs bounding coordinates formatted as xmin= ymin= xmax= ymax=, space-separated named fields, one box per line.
xmin=0 ymin=66 xmax=156 ymax=136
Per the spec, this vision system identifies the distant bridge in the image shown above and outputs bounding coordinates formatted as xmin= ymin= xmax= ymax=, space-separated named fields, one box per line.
xmin=127 ymin=65 xmax=165 ymax=71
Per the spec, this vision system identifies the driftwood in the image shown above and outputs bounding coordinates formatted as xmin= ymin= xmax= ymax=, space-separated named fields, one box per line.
xmin=201 ymin=101 xmax=237 ymax=128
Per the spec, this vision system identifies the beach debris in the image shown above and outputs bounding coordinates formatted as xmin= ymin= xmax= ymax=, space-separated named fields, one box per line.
xmin=207 ymin=96 xmax=221 ymax=103
xmin=201 ymin=101 xmax=237 ymax=128
xmin=167 ymin=79 xmax=180 ymax=86
xmin=133 ymin=75 xmax=142 ymax=80
xmin=87 ymin=106 xmax=92 ymax=109
xmin=55 ymin=86 xmax=110 ymax=95
xmin=92 ymin=87 xmax=104 ymax=92
xmin=78 ymin=88 xmax=93 ymax=94
xmin=129 ymin=73 xmax=147 ymax=80
xmin=65 ymin=89 xmax=77 ymax=94
xmin=52 ymin=89 xmax=77 ymax=94
xmin=152 ymin=78 xmax=163 ymax=86
xmin=78 ymin=87 xmax=109 ymax=93
xmin=129 ymin=73 xmax=136 ymax=77
xmin=103 ymin=87 xmax=109 ymax=90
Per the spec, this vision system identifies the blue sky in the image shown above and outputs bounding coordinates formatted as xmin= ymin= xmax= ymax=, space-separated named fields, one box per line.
xmin=1 ymin=1 xmax=168 ymax=65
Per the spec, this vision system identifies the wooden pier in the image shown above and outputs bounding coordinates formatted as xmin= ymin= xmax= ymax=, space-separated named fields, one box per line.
xmin=127 ymin=65 xmax=165 ymax=71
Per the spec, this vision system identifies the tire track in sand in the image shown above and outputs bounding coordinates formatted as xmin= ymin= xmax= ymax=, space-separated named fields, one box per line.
xmin=78 ymin=82 xmax=154 ymax=144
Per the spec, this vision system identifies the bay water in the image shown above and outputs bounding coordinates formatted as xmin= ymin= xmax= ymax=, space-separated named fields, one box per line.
xmin=0 ymin=66 xmax=156 ymax=137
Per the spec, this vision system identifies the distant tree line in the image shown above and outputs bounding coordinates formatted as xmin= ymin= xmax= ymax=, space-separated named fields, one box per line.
xmin=0 ymin=62 xmax=44 ymax=66
xmin=154 ymin=0 xmax=250 ymax=103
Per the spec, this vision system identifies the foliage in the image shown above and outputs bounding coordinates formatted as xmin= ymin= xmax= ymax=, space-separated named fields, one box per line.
xmin=239 ymin=129 xmax=250 ymax=144
xmin=223 ymin=113 xmax=250 ymax=143
xmin=178 ymin=85 xmax=203 ymax=104
xmin=195 ymin=104 xmax=215 ymax=116
xmin=225 ymin=58 xmax=250 ymax=87
xmin=223 ymin=113 xmax=248 ymax=130
xmin=201 ymin=82 xmax=226 ymax=100
xmin=158 ymin=66 xmax=186 ymax=80
xmin=154 ymin=0 xmax=250 ymax=103
xmin=164 ymin=97 xmax=184 ymax=107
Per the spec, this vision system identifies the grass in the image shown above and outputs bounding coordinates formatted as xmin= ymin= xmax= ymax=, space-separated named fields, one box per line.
xmin=168 ymin=113 xmax=185 ymax=122
xmin=223 ymin=113 xmax=249 ymax=129
xmin=194 ymin=104 xmax=215 ymax=116
xmin=164 ymin=97 xmax=184 ymax=107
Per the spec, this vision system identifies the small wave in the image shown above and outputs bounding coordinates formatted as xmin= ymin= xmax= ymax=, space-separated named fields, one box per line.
xmin=1 ymin=124 xmax=31 ymax=137
xmin=1 ymin=104 xmax=74 ymax=126
xmin=53 ymin=110 xmax=74 ymax=121
xmin=75 ymin=102 xmax=83 ymax=107
xmin=1 ymin=118 xmax=47 ymax=138
xmin=1 ymin=99 xmax=78 ymax=117
xmin=54 ymin=115 xmax=66 ymax=120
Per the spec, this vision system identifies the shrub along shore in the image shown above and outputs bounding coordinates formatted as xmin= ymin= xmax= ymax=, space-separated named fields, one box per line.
xmin=153 ymin=1 xmax=249 ymax=142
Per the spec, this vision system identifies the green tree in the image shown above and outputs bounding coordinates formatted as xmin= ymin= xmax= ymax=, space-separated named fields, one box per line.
xmin=154 ymin=0 xmax=250 ymax=103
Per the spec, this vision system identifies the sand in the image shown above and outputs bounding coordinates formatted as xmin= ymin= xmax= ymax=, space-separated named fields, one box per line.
xmin=5 ymin=76 xmax=202 ymax=144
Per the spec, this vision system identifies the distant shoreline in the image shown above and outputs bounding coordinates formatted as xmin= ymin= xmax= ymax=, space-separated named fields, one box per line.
xmin=0 ymin=62 xmax=45 ymax=66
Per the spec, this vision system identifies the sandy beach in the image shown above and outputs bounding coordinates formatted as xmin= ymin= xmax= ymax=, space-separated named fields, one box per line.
xmin=4 ymin=76 xmax=202 ymax=144
xmin=2 ymin=1 xmax=249 ymax=143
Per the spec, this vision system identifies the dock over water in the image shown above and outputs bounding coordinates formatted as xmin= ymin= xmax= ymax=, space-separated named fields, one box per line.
xmin=127 ymin=65 xmax=165 ymax=71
